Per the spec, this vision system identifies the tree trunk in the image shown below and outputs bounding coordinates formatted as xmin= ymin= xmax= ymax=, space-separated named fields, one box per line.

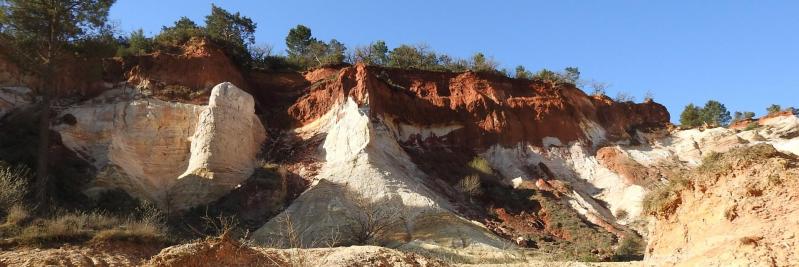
xmin=35 ymin=88 xmax=51 ymax=207
xmin=36 ymin=13 xmax=57 ymax=209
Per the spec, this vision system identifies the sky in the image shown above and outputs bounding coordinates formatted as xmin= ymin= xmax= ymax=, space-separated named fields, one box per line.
xmin=109 ymin=1 xmax=799 ymax=122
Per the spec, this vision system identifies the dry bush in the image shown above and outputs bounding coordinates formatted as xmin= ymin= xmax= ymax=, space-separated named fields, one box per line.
xmin=343 ymin=191 xmax=405 ymax=245
xmin=457 ymin=174 xmax=483 ymax=202
xmin=0 ymin=165 xmax=30 ymax=212
xmin=4 ymin=205 xmax=30 ymax=226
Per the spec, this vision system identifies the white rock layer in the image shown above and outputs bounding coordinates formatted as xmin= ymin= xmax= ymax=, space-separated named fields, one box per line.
xmin=253 ymin=98 xmax=511 ymax=259
xmin=55 ymin=83 xmax=265 ymax=209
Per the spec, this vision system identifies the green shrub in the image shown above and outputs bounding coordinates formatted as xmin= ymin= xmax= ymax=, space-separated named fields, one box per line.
xmin=154 ymin=17 xmax=206 ymax=48
xmin=468 ymin=157 xmax=494 ymax=175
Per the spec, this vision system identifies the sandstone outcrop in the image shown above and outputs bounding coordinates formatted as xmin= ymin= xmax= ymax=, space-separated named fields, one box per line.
xmin=645 ymin=144 xmax=799 ymax=266
xmin=54 ymin=83 xmax=264 ymax=209
xmin=253 ymin=98 xmax=512 ymax=260
xmin=175 ymin=82 xmax=266 ymax=210
xmin=250 ymin=64 xmax=673 ymax=261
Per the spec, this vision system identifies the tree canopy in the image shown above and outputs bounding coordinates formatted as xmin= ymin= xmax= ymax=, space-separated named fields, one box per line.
xmin=680 ymin=100 xmax=732 ymax=128
xmin=679 ymin=104 xmax=703 ymax=128
xmin=701 ymin=100 xmax=731 ymax=127
xmin=0 ymin=0 xmax=116 ymax=205
xmin=205 ymin=4 xmax=256 ymax=64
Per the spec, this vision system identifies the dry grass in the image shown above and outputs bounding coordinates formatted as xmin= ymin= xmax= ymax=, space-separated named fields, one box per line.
xmin=456 ymin=174 xmax=483 ymax=201
xmin=643 ymin=144 xmax=782 ymax=217
xmin=0 ymin=164 xmax=30 ymax=212
xmin=3 ymin=202 xmax=168 ymax=246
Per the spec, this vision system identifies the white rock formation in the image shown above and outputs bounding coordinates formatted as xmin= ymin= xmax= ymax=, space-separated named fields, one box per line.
xmin=253 ymin=98 xmax=511 ymax=260
xmin=174 ymin=82 xmax=266 ymax=209
xmin=54 ymin=83 xmax=265 ymax=209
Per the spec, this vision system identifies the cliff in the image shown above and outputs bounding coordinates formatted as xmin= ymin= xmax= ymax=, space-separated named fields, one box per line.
xmin=4 ymin=39 xmax=797 ymax=265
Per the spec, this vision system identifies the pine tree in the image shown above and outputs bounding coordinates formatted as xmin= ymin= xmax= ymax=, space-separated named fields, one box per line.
xmin=679 ymin=104 xmax=702 ymax=127
xmin=701 ymin=100 xmax=731 ymax=127
xmin=205 ymin=4 xmax=256 ymax=65
xmin=0 ymin=0 xmax=115 ymax=205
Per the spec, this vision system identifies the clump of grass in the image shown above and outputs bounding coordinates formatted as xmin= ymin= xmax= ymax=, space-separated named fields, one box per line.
xmin=4 ymin=205 xmax=30 ymax=226
xmin=468 ymin=157 xmax=494 ymax=175
xmin=744 ymin=122 xmax=759 ymax=131
xmin=7 ymin=201 xmax=168 ymax=246
xmin=0 ymin=164 xmax=30 ymax=212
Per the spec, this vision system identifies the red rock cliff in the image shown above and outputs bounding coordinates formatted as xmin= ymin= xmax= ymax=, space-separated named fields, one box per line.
xmin=285 ymin=63 xmax=670 ymax=148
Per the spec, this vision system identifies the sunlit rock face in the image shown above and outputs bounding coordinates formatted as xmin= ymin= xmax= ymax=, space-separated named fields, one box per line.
xmin=54 ymin=83 xmax=265 ymax=210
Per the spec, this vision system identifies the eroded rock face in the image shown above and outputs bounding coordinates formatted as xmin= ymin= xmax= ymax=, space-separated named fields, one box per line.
xmin=175 ymin=82 xmax=266 ymax=210
xmin=286 ymin=64 xmax=670 ymax=148
xmin=55 ymin=83 xmax=264 ymax=209
xmin=645 ymin=144 xmax=799 ymax=266
xmin=253 ymin=98 xmax=511 ymax=260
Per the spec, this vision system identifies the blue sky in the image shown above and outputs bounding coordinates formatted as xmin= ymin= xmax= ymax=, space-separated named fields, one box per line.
xmin=110 ymin=1 xmax=798 ymax=122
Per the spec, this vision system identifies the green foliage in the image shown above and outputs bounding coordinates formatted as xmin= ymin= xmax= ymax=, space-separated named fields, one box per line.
xmin=204 ymin=4 xmax=256 ymax=65
xmin=679 ymin=104 xmax=703 ymax=128
xmin=354 ymin=40 xmax=389 ymax=65
xmin=153 ymin=17 xmax=204 ymax=47
xmin=249 ymin=44 xmax=300 ymax=71
xmin=767 ymin=104 xmax=782 ymax=114
xmin=437 ymin=54 xmax=469 ymax=72
xmin=529 ymin=67 xmax=580 ymax=85
xmin=116 ymin=28 xmax=153 ymax=57
xmin=470 ymin=52 xmax=497 ymax=72
xmin=514 ymin=65 xmax=532 ymax=79
xmin=285 ymin=24 xmax=314 ymax=59
xmin=701 ymin=100 xmax=731 ymax=127
xmin=284 ymin=25 xmax=347 ymax=68
xmin=562 ymin=67 xmax=580 ymax=84
xmin=0 ymin=0 xmax=115 ymax=78
xmin=468 ymin=157 xmax=494 ymax=176
xmin=733 ymin=111 xmax=756 ymax=123
xmin=532 ymin=69 xmax=561 ymax=83
xmin=388 ymin=44 xmax=438 ymax=70
xmin=680 ymin=100 xmax=731 ymax=128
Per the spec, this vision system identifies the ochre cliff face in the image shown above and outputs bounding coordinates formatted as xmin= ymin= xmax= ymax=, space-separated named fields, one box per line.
xmin=646 ymin=145 xmax=799 ymax=266
xmin=284 ymin=64 xmax=670 ymax=149
xmin=53 ymin=84 xmax=265 ymax=210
